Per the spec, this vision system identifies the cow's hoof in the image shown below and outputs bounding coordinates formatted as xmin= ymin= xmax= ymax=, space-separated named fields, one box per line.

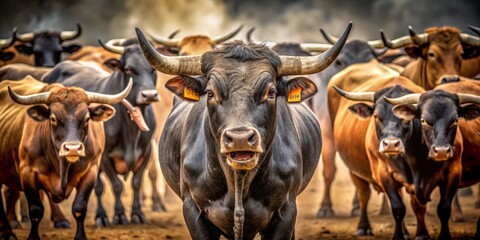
xmin=152 ymin=202 xmax=167 ymax=212
xmin=458 ymin=188 xmax=473 ymax=196
xmin=130 ymin=213 xmax=146 ymax=224
xmin=95 ymin=216 xmax=110 ymax=228
xmin=475 ymin=201 xmax=480 ymax=209
xmin=414 ymin=235 xmax=431 ymax=240
xmin=112 ymin=213 xmax=128 ymax=225
xmin=316 ymin=208 xmax=335 ymax=218
xmin=356 ymin=228 xmax=373 ymax=236
xmin=20 ymin=216 xmax=29 ymax=223
xmin=351 ymin=207 xmax=361 ymax=217
xmin=9 ymin=220 xmax=21 ymax=229
xmin=54 ymin=220 xmax=71 ymax=228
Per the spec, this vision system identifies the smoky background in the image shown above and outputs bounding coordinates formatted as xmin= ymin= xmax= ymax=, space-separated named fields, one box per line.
xmin=0 ymin=0 xmax=479 ymax=45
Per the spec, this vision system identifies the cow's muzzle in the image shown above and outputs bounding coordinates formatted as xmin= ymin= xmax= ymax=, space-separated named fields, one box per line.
xmin=379 ymin=137 xmax=405 ymax=155
xmin=220 ymin=127 xmax=263 ymax=170
xmin=438 ymin=75 xmax=460 ymax=85
xmin=136 ymin=90 xmax=159 ymax=104
xmin=59 ymin=141 xmax=86 ymax=163
xmin=429 ymin=145 xmax=453 ymax=161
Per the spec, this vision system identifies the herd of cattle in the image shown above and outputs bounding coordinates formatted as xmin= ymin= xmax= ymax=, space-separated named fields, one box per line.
xmin=0 ymin=20 xmax=479 ymax=240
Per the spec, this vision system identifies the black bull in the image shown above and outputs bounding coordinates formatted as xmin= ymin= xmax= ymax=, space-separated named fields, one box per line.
xmin=135 ymin=21 xmax=351 ymax=239
xmin=42 ymin=42 xmax=157 ymax=226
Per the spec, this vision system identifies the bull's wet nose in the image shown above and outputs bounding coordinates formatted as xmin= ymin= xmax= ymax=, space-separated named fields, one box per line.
xmin=223 ymin=128 xmax=257 ymax=148
xmin=430 ymin=145 xmax=452 ymax=160
xmin=383 ymin=138 xmax=400 ymax=149
xmin=439 ymin=75 xmax=459 ymax=84
xmin=64 ymin=143 xmax=82 ymax=152
xmin=140 ymin=90 xmax=159 ymax=102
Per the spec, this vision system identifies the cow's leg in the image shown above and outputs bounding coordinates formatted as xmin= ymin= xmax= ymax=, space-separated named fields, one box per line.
xmin=350 ymin=172 xmax=373 ymax=236
xmin=72 ymin=166 xmax=97 ymax=240
xmin=316 ymin=116 xmax=336 ymax=218
xmin=48 ymin=193 xmax=70 ymax=228
xmin=24 ymin=184 xmax=43 ymax=240
xmin=378 ymin=194 xmax=391 ymax=215
xmin=103 ymin=161 xmax=127 ymax=225
xmin=437 ymin=182 xmax=457 ymax=240
xmin=131 ymin=148 xmax=152 ymax=224
xmin=0 ymin=184 xmax=17 ymax=239
xmin=148 ymin=140 xmax=167 ymax=212
xmin=451 ymin=194 xmax=464 ymax=222
xmin=183 ymin=197 xmax=221 ymax=240
xmin=19 ymin=193 xmax=29 ymax=223
xmin=475 ymin=184 xmax=480 ymax=209
xmin=261 ymin=200 xmax=296 ymax=239
xmin=410 ymin=195 xmax=430 ymax=240
xmin=94 ymin=172 xmax=109 ymax=227
xmin=4 ymin=187 xmax=21 ymax=229
xmin=351 ymin=193 xmax=360 ymax=216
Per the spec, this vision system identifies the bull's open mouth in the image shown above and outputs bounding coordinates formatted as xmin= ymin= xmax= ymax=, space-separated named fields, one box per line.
xmin=65 ymin=155 xmax=80 ymax=163
xmin=381 ymin=150 xmax=404 ymax=156
xmin=226 ymin=151 xmax=259 ymax=170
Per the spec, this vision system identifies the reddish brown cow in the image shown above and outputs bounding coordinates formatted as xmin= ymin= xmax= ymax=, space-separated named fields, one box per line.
xmin=0 ymin=76 xmax=131 ymax=239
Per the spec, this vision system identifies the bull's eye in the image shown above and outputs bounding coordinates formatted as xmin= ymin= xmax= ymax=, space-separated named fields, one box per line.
xmin=267 ymin=88 xmax=276 ymax=99
xmin=451 ymin=118 xmax=459 ymax=127
xmin=428 ymin=51 xmax=436 ymax=58
xmin=50 ymin=116 xmax=57 ymax=126
xmin=207 ymin=90 xmax=214 ymax=100
xmin=421 ymin=118 xmax=431 ymax=127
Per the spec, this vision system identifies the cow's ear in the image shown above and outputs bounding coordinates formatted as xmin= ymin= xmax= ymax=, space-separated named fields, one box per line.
xmin=103 ymin=58 xmax=121 ymax=71
xmin=0 ymin=52 xmax=15 ymax=61
xmin=165 ymin=75 xmax=205 ymax=102
xmin=392 ymin=104 xmax=417 ymax=121
xmin=283 ymin=77 xmax=317 ymax=103
xmin=15 ymin=44 xmax=33 ymax=55
xmin=459 ymin=103 xmax=480 ymax=120
xmin=89 ymin=104 xmax=116 ymax=122
xmin=348 ymin=103 xmax=374 ymax=118
xmin=27 ymin=105 xmax=50 ymax=121
xmin=62 ymin=44 xmax=82 ymax=53
xmin=461 ymin=44 xmax=480 ymax=59
xmin=404 ymin=46 xmax=423 ymax=59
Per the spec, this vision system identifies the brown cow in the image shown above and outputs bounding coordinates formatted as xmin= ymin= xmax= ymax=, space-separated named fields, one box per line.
xmin=0 ymin=76 xmax=131 ymax=239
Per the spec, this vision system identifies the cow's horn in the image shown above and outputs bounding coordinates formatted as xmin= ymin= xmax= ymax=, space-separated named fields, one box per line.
xmin=86 ymin=78 xmax=132 ymax=104
xmin=0 ymin=28 xmax=16 ymax=49
xmin=321 ymin=27 xmax=385 ymax=48
xmin=60 ymin=23 xmax=82 ymax=41
xmin=136 ymin=27 xmax=202 ymax=75
xmin=458 ymin=93 xmax=480 ymax=104
xmin=213 ymin=25 xmax=243 ymax=44
xmin=300 ymin=43 xmax=335 ymax=53
xmin=469 ymin=25 xmax=480 ymax=36
xmin=408 ymin=26 xmax=428 ymax=45
xmin=8 ymin=86 xmax=51 ymax=105
xmin=381 ymin=27 xmax=428 ymax=49
xmin=277 ymin=21 xmax=352 ymax=76
xmin=333 ymin=85 xmax=375 ymax=102
xmin=168 ymin=29 xmax=181 ymax=39
xmin=148 ymin=32 xmax=181 ymax=47
xmin=384 ymin=93 xmax=421 ymax=105
xmin=14 ymin=28 xmax=34 ymax=42
xmin=246 ymin=27 xmax=256 ymax=42
xmin=460 ymin=33 xmax=480 ymax=46
xmin=99 ymin=38 xmax=125 ymax=54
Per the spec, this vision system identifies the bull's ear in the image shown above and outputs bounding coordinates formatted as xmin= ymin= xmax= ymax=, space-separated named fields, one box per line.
xmin=165 ymin=75 xmax=205 ymax=102
xmin=283 ymin=77 xmax=317 ymax=103
xmin=404 ymin=46 xmax=423 ymax=59
xmin=459 ymin=103 xmax=480 ymax=120
xmin=62 ymin=44 xmax=82 ymax=53
xmin=27 ymin=105 xmax=50 ymax=121
xmin=348 ymin=103 xmax=374 ymax=118
xmin=89 ymin=104 xmax=116 ymax=122
xmin=103 ymin=58 xmax=121 ymax=71
xmin=392 ymin=104 xmax=417 ymax=121
xmin=15 ymin=44 xmax=33 ymax=55
xmin=0 ymin=52 xmax=15 ymax=61
xmin=461 ymin=44 xmax=480 ymax=59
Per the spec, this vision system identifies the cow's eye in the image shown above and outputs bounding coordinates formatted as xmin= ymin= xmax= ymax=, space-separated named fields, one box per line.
xmin=428 ymin=51 xmax=436 ymax=58
xmin=267 ymin=88 xmax=276 ymax=99
xmin=207 ymin=90 xmax=214 ymax=100
xmin=421 ymin=118 xmax=431 ymax=127
xmin=50 ymin=116 xmax=57 ymax=126
xmin=451 ymin=119 xmax=459 ymax=127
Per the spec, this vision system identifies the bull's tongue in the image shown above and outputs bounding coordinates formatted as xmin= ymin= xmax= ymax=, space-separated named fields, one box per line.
xmin=230 ymin=151 xmax=254 ymax=161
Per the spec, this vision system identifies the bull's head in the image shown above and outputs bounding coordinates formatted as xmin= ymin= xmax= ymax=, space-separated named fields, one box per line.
xmin=385 ymin=90 xmax=480 ymax=161
xmin=8 ymin=79 xmax=132 ymax=163
xmin=381 ymin=26 xmax=480 ymax=89
xmin=136 ymin=22 xmax=351 ymax=170
xmin=14 ymin=24 xmax=82 ymax=67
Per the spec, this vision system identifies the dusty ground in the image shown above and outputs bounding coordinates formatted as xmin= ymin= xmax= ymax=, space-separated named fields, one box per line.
xmin=11 ymin=155 xmax=479 ymax=239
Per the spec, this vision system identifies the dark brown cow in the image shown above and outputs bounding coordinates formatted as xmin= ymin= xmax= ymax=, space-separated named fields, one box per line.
xmin=0 ymin=76 xmax=131 ymax=239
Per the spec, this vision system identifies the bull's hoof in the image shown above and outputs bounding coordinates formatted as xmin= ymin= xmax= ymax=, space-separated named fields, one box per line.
xmin=414 ymin=235 xmax=431 ymax=240
xmin=351 ymin=207 xmax=361 ymax=217
xmin=9 ymin=220 xmax=21 ymax=229
xmin=130 ymin=213 xmax=146 ymax=224
xmin=152 ymin=202 xmax=167 ymax=212
xmin=54 ymin=220 xmax=71 ymax=228
xmin=112 ymin=213 xmax=128 ymax=225
xmin=95 ymin=216 xmax=110 ymax=228
xmin=316 ymin=208 xmax=335 ymax=218
xmin=458 ymin=188 xmax=473 ymax=197
xmin=20 ymin=216 xmax=29 ymax=223
xmin=356 ymin=228 xmax=373 ymax=236
xmin=475 ymin=200 xmax=480 ymax=209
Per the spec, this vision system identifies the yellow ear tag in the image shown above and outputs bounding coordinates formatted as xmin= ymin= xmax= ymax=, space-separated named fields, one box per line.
xmin=287 ymin=87 xmax=302 ymax=103
xmin=183 ymin=87 xmax=200 ymax=101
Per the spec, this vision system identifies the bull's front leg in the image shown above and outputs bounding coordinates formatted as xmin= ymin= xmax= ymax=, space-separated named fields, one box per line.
xmin=3 ymin=186 xmax=21 ymax=229
xmin=183 ymin=197 xmax=221 ymax=240
xmin=23 ymin=182 xmax=44 ymax=240
xmin=131 ymin=153 xmax=151 ymax=224
xmin=102 ymin=159 xmax=127 ymax=225
xmin=437 ymin=177 xmax=459 ymax=240
xmin=48 ymin=193 xmax=70 ymax=228
xmin=72 ymin=165 xmax=97 ymax=240
xmin=0 ymin=183 xmax=17 ymax=239
xmin=260 ymin=200 xmax=297 ymax=239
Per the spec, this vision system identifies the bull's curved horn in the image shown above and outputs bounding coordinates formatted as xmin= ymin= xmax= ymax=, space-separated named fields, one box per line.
xmin=8 ymin=85 xmax=51 ymax=105
xmin=213 ymin=25 xmax=243 ymax=44
xmin=168 ymin=29 xmax=180 ymax=39
xmin=246 ymin=27 xmax=256 ymax=42
xmin=98 ymin=38 xmax=125 ymax=54
xmin=60 ymin=23 xmax=82 ymax=41
xmin=148 ymin=32 xmax=181 ymax=47
xmin=332 ymin=85 xmax=375 ymax=102
xmin=381 ymin=27 xmax=428 ymax=49
xmin=319 ymin=28 xmax=337 ymax=45
xmin=14 ymin=28 xmax=34 ymax=42
xmin=277 ymin=21 xmax=352 ymax=76
xmin=408 ymin=26 xmax=428 ymax=46
xmin=384 ymin=93 xmax=421 ymax=105
xmin=458 ymin=93 xmax=480 ymax=104
xmin=460 ymin=33 xmax=480 ymax=46
xmin=136 ymin=27 xmax=202 ymax=75
xmin=0 ymin=28 xmax=16 ymax=49
xmin=299 ymin=43 xmax=335 ymax=53
xmin=86 ymin=78 xmax=132 ymax=104
xmin=469 ymin=26 xmax=480 ymax=36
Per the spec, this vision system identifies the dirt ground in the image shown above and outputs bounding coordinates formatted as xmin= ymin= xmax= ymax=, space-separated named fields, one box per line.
xmin=11 ymin=154 xmax=479 ymax=239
